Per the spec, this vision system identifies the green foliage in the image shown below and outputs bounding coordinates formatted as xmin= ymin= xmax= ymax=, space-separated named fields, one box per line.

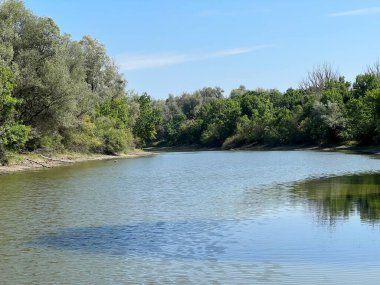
xmin=347 ymin=89 xmax=380 ymax=144
xmin=301 ymin=101 xmax=347 ymax=144
xmin=153 ymin=75 xmax=380 ymax=148
xmin=272 ymin=106 xmax=303 ymax=144
xmin=0 ymin=66 xmax=17 ymax=123
xmin=0 ymin=66 xmax=30 ymax=164
xmin=62 ymin=115 xmax=101 ymax=152
xmin=0 ymin=0 xmax=133 ymax=156
xmin=94 ymin=116 xmax=132 ymax=154
xmin=155 ymin=96 xmax=186 ymax=145
xmin=222 ymin=115 xmax=253 ymax=149
xmin=230 ymin=85 xmax=248 ymax=99
xmin=353 ymin=74 xmax=380 ymax=98
xmin=198 ymin=99 xmax=241 ymax=146
xmin=133 ymin=93 xmax=161 ymax=146
xmin=178 ymin=119 xmax=203 ymax=145
xmin=39 ymin=133 xmax=64 ymax=153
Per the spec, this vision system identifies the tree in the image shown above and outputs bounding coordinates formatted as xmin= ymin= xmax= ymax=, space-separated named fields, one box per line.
xmin=156 ymin=96 xmax=186 ymax=145
xmin=196 ymin=86 xmax=224 ymax=100
xmin=79 ymin=35 xmax=107 ymax=93
xmin=197 ymin=99 xmax=241 ymax=146
xmin=347 ymin=89 xmax=380 ymax=144
xmin=353 ymin=73 xmax=380 ymax=98
xmin=177 ymin=92 xmax=201 ymax=119
xmin=366 ymin=61 xmax=380 ymax=79
xmin=0 ymin=66 xmax=30 ymax=164
xmin=299 ymin=63 xmax=339 ymax=93
xmin=0 ymin=0 xmax=132 ymax=154
xmin=230 ymin=85 xmax=247 ymax=99
xmin=0 ymin=0 xmax=31 ymax=64
xmin=0 ymin=0 xmax=81 ymax=135
xmin=133 ymin=93 xmax=161 ymax=146
xmin=301 ymin=100 xmax=347 ymax=144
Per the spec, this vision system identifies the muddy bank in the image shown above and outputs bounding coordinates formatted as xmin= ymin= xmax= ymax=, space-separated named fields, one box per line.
xmin=0 ymin=150 xmax=156 ymax=175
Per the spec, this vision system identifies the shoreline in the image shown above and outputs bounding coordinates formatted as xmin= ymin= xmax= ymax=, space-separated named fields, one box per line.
xmin=146 ymin=144 xmax=380 ymax=155
xmin=231 ymin=144 xmax=380 ymax=155
xmin=0 ymin=150 xmax=156 ymax=175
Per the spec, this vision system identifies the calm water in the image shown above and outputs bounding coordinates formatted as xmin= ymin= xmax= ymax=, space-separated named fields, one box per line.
xmin=0 ymin=150 xmax=380 ymax=284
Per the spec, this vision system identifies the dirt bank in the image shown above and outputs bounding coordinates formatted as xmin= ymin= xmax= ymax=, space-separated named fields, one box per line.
xmin=0 ymin=150 xmax=156 ymax=175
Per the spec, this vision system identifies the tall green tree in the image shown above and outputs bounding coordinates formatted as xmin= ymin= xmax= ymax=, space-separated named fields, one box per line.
xmin=353 ymin=73 xmax=380 ymax=98
xmin=0 ymin=66 xmax=30 ymax=163
xmin=133 ymin=93 xmax=161 ymax=146
xmin=197 ymin=99 xmax=241 ymax=146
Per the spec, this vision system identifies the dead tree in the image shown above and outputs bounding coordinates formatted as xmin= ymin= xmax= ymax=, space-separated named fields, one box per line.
xmin=366 ymin=61 xmax=380 ymax=79
xmin=299 ymin=63 xmax=339 ymax=93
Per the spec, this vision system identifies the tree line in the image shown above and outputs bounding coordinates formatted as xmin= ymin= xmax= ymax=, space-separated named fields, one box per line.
xmin=152 ymin=66 xmax=379 ymax=149
xmin=1 ymin=0 xmax=379 ymax=164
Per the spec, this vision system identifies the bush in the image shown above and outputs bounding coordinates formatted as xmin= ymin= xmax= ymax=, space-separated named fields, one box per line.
xmin=0 ymin=145 xmax=8 ymax=165
xmin=94 ymin=116 xmax=132 ymax=154
xmin=39 ymin=133 xmax=65 ymax=153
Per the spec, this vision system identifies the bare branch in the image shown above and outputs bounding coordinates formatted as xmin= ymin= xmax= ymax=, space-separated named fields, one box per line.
xmin=299 ymin=63 xmax=339 ymax=93
xmin=366 ymin=60 xmax=380 ymax=79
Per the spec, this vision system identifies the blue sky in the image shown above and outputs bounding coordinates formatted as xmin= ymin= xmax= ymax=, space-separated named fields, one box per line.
xmin=24 ymin=0 xmax=380 ymax=99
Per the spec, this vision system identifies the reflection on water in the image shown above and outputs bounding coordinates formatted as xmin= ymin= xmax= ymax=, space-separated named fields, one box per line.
xmin=293 ymin=173 xmax=380 ymax=225
xmin=32 ymin=172 xmax=380 ymax=265
xmin=32 ymin=207 xmax=380 ymax=265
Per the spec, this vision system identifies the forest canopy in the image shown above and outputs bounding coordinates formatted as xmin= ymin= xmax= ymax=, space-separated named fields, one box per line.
xmin=153 ymin=67 xmax=380 ymax=149
xmin=0 ymin=0 xmax=379 ymax=164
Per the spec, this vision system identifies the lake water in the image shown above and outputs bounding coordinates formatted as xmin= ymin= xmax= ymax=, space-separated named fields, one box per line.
xmin=0 ymin=150 xmax=379 ymax=284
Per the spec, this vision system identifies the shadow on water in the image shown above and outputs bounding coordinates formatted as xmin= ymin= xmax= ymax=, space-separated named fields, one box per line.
xmin=32 ymin=220 xmax=228 ymax=260
xmin=292 ymin=173 xmax=380 ymax=225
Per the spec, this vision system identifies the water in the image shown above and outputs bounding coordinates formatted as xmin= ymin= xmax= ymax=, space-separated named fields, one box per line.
xmin=0 ymin=150 xmax=379 ymax=284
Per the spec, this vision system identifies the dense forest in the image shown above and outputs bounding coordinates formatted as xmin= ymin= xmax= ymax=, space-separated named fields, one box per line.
xmin=153 ymin=70 xmax=380 ymax=149
xmin=0 ymin=0 xmax=379 ymax=164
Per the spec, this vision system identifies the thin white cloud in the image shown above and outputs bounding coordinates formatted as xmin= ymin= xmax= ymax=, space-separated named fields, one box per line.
xmin=117 ymin=45 xmax=272 ymax=71
xmin=329 ymin=7 xmax=380 ymax=17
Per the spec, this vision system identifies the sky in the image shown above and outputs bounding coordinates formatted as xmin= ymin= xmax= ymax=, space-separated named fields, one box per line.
xmin=24 ymin=0 xmax=380 ymax=99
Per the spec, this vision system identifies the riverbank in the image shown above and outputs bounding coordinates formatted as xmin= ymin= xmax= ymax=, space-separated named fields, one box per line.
xmin=232 ymin=144 xmax=380 ymax=155
xmin=310 ymin=145 xmax=380 ymax=155
xmin=0 ymin=150 xmax=156 ymax=175
xmin=146 ymin=144 xmax=380 ymax=155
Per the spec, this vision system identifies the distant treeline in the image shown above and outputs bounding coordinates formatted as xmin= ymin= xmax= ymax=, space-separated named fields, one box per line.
xmin=0 ymin=0 xmax=379 ymax=164
xmin=152 ymin=68 xmax=380 ymax=149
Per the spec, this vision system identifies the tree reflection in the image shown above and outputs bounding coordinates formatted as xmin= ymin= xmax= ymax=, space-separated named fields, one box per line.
xmin=292 ymin=173 xmax=380 ymax=224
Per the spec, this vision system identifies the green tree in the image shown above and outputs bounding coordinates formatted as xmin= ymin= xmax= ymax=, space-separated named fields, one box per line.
xmin=79 ymin=35 xmax=107 ymax=93
xmin=230 ymin=85 xmax=247 ymax=99
xmin=0 ymin=0 xmax=134 ymax=154
xmin=301 ymin=100 xmax=347 ymax=144
xmin=353 ymin=73 xmax=380 ymax=98
xmin=133 ymin=93 xmax=161 ymax=146
xmin=156 ymin=95 xmax=186 ymax=145
xmin=0 ymin=66 xmax=30 ymax=163
xmin=347 ymin=89 xmax=380 ymax=144
xmin=197 ymin=99 xmax=241 ymax=146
